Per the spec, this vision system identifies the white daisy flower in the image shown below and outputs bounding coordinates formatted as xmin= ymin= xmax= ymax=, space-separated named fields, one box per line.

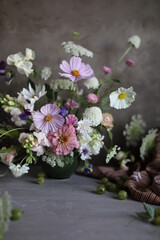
xmin=109 ymin=87 xmax=136 ymax=109
xmin=140 ymin=129 xmax=158 ymax=160
xmin=123 ymin=115 xmax=146 ymax=147
xmin=61 ymin=41 xmax=93 ymax=58
xmin=84 ymin=77 xmax=99 ymax=89
xmin=83 ymin=107 xmax=103 ymax=127
xmin=9 ymin=163 xmax=29 ymax=178
xmin=21 ymin=84 xmax=46 ymax=104
xmin=106 ymin=145 xmax=121 ymax=163
xmin=128 ymin=35 xmax=141 ymax=49
xmin=41 ymin=67 xmax=52 ymax=81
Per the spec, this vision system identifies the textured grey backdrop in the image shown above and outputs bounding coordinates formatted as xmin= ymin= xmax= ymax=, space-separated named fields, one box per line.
xmin=0 ymin=0 xmax=160 ymax=143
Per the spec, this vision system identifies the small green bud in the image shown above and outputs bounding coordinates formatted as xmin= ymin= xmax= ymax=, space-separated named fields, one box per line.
xmin=118 ymin=190 xmax=128 ymax=200
xmin=10 ymin=208 xmax=23 ymax=221
xmin=101 ymin=177 xmax=109 ymax=185
xmin=96 ymin=185 xmax=106 ymax=195
xmin=73 ymin=31 xmax=79 ymax=37
xmin=37 ymin=177 xmax=45 ymax=185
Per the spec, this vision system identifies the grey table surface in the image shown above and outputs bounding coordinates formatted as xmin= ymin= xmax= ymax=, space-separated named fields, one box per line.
xmin=0 ymin=166 xmax=160 ymax=240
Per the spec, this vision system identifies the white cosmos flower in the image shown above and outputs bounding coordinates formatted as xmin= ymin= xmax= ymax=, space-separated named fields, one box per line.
xmin=9 ymin=163 xmax=29 ymax=178
xmin=41 ymin=67 xmax=52 ymax=81
xmin=83 ymin=107 xmax=103 ymax=127
xmin=21 ymin=84 xmax=46 ymax=104
xmin=128 ymin=35 xmax=141 ymax=49
xmin=84 ymin=77 xmax=99 ymax=89
xmin=109 ymin=87 xmax=136 ymax=109
xmin=61 ymin=41 xmax=93 ymax=58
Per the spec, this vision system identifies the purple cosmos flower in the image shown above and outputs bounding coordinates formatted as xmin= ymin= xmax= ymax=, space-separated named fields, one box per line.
xmin=125 ymin=59 xmax=135 ymax=68
xmin=60 ymin=107 xmax=69 ymax=116
xmin=59 ymin=56 xmax=94 ymax=82
xmin=32 ymin=103 xmax=65 ymax=134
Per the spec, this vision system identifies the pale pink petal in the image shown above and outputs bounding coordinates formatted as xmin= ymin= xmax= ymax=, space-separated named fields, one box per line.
xmin=70 ymin=56 xmax=82 ymax=70
xmin=59 ymin=73 xmax=76 ymax=82
xmin=60 ymin=60 xmax=71 ymax=73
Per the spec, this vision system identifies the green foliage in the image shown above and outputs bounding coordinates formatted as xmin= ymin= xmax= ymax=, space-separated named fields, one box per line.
xmin=136 ymin=203 xmax=155 ymax=223
xmin=105 ymin=78 xmax=121 ymax=84
xmin=45 ymin=83 xmax=53 ymax=101
xmin=99 ymin=96 xmax=110 ymax=112
xmin=0 ymin=146 xmax=20 ymax=154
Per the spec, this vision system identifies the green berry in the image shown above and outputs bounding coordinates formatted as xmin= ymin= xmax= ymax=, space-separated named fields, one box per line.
xmin=104 ymin=181 xmax=112 ymax=190
xmin=37 ymin=177 xmax=45 ymax=185
xmin=38 ymin=172 xmax=45 ymax=178
xmin=101 ymin=177 xmax=109 ymax=185
xmin=154 ymin=216 xmax=160 ymax=226
xmin=10 ymin=208 xmax=23 ymax=221
xmin=155 ymin=208 xmax=160 ymax=217
xmin=108 ymin=183 xmax=116 ymax=192
xmin=96 ymin=185 xmax=106 ymax=195
xmin=117 ymin=179 xmax=124 ymax=188
xmin=118 ymin=190 xmax=128 ymax=200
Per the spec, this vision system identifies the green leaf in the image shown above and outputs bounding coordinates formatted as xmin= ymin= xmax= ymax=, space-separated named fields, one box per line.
xmin=45 ymin=83 xmax=53 ymax=101
xmin=0 ymin=129 xmax=19 ymax=139
xmin=143 ymin=203 xmax=155 ymax=221
xmin=0 ymin=146 xmax=20 ymax=153
xmin=106 ymin=78 xmax=121 ymax=84
xmin=136 ymin=212 xmax=151 ymax=222
xmin=99 ymin=96 xmax=110 ymax=112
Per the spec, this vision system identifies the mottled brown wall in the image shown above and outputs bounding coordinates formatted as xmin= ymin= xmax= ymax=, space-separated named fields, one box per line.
xmin=0 ymin=0 xmax=160 ymax=142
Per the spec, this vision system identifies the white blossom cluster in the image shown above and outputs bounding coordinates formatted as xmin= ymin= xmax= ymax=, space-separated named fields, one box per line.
xmin=61 ymin=41 xmax=93 ymax=58
xmin=50 ymin=79 xmax=76 ymax=92
xmin=9 ymin=163 xmax=29 ymax=178
xmin=140 ymin=129 xmax=158 ymax=160
xmin=123 ymin=115 xmax=146 ymax=147
xmin=106 ymin=145 xmax=121 ymax=163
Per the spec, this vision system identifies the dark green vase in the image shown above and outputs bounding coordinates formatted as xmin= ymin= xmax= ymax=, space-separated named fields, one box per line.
xmin=41 ymin=156 xmax=78 ymax=179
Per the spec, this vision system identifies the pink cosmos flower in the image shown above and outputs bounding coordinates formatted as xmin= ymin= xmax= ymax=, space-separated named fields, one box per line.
xmin=48 ymin=124 xmax=79 ymax=155
xmin=32 ymin=103 xmax=64 ymax=134
xmin=103 ymin=66 xmax=112 ymax=74
xmin=59 ymin=56 xmax=94 ymax=82
xmin=66 ymin=115 xmax=78 ymax=126
xmin=125 ymin=59 xmax=135 ymax=68
xmin=66 ymin=99 xmax=79 ymax=109
xmin=87 ymin=93 xmax=99 ymax=104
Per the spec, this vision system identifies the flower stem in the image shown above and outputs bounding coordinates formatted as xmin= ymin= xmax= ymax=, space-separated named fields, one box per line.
xmin=0 ymin=128 xmax=25 ymax=139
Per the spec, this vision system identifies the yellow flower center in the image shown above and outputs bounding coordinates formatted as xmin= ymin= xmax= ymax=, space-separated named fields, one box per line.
xmin=44 ymin=115 xmax=52 ymax=122
xmin=118 ymin=92 xmax=126 ymax=100
xmin=59 ymin=134 xmax=70 ymax=144
xmin=72 ymin=70 xmax=80 ymax=76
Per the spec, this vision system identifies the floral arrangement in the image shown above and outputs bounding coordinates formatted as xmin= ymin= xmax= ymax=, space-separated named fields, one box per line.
xmin=0 ymin=33 xmax=141 ymax=178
